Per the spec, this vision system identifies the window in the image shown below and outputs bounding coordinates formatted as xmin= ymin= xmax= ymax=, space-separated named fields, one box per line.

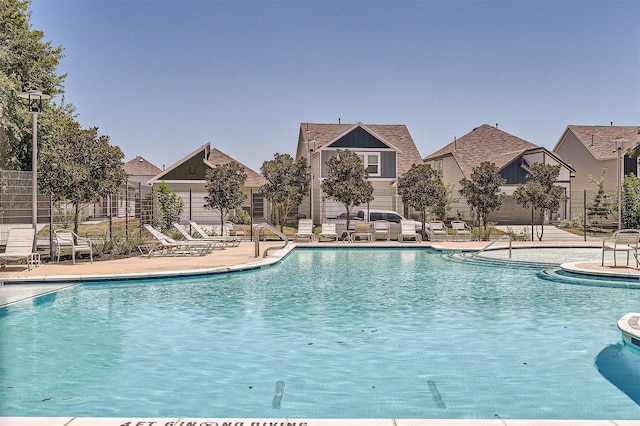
xmin=433 ymin=159 xmax=443 ymax=173
xmin=357 ymin=152 xmax=380 ymax=176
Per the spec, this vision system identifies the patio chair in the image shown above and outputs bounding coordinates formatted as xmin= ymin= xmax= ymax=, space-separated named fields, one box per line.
xmin=398 ymin=220 xmax=422 ymax=242
xmin=318 ymin=223 xmax=339 ymax=242
xmin=352 ymin=223 xmax=373 ymax=242
xmin=373 ymin=220 xmax=390 ymax=241
xmin=143 ymin=224 xmax=216 ymax=256
xmin=427 ymin=221 xmax=448 ymax=241
xmin=224 ymin=222 xmax=247 ymax=240
xmin=173 ymin=223 xmax=224 ymax=249
xmin=602 ymin=229 xmax=640 ymax=267
xmin=294 ymin=219 xmax=315 ymax=242
xmin=451 ymin=220 xmax=472 ymax=241
xmin=54 ymin=229 xmax=93 ymax=264
xmin=0 ymin=226 xmax=40 ymax=270
xmin=189 ymin=221 xmax=240 ymax=248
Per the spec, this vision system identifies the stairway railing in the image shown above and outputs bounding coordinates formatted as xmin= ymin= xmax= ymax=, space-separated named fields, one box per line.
xmin=254 ymin=223 xmax=288 ymax=258
xmin=468 ymin=235 xmax=512 ymax=259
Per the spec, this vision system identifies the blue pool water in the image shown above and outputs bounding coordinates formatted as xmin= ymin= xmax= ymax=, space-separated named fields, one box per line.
xmin=1 ymin=248 xmax=640 ymax=419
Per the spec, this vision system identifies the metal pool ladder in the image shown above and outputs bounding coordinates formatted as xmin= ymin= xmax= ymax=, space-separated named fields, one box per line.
xmin=468 ymin=235 xmax=512 ymax=259
xmin=254 ymin=222 xmax=289 ymax=258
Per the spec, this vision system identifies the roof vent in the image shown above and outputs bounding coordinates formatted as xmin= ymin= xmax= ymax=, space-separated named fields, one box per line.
xmin=496 ymin=123 xmax=499 ymax=129
xmin=338 ymin=117 xmax=341 ymax=124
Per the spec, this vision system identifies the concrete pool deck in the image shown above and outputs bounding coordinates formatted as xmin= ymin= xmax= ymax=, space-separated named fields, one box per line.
xmin=2 ymin=240 xmax=640 ymax=425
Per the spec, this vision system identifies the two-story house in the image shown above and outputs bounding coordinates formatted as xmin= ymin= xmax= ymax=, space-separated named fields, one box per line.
xmin=295 ymin=122 xmax=424 ymax=224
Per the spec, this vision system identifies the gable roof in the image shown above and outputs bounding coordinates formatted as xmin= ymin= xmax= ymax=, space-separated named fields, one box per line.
xmin=148 ymin=142 xmax=265 ymax=187
xmin=554 ymin=125 xmax=640 ymax=161
xmin=124 ymin=156 xmax=162 ymax=176
xmin=148 ymin=143 xmax=209 ymax=183
xmin=424 ymin=124 xmax=544 ymax=178
xmin=298 ymin=122 xmax=423 ymax=176
xmin=204 ymin=148 xmax=266 ymax=187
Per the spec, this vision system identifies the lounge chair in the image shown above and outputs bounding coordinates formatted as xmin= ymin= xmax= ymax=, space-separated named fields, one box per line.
xmin=398 ymin=220 xmax=422 ymax=242
xmin=318 ymin=223 xmax=339 ymax=242
xmin=352 ymin=223 xmax=372 ymax=242
xmin=224 ymin=222 xmax=247 ymax=240
xmin=143 ymin=224 xmax=217 ymax=256
xmin=173 ymin=223 xmax=224 ymax=250
xmin=427 ymin=221 xmax=448 ymax=241
xmin=190 ymin=221 xmax=240 ymax=247
xmin=0 ymin=226 xmax=40 ymax=270
xmin=294 ymin=219 xmax=315 ymax=242
xmin=451 ymin=220 xmax=471 ymax=241
xmin=373 ymin=220 xmax=390 ymax=241
xmin=602 ymin=229 xmax=640 ymax=267
xmin=54 ymin=229 xmax=93 ymax=264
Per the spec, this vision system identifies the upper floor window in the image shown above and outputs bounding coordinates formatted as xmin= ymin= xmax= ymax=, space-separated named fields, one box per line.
xmin=357 ymin=152 xmax=380 ymax=176
xmin=433 ymin=159 xmax=443 ymax=173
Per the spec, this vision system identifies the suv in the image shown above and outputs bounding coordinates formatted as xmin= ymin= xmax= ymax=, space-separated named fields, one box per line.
xmin=357 ymin=209 xmax=422 ymax=240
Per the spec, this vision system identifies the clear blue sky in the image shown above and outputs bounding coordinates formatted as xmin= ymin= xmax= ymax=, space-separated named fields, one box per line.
xmin=29 ymin=0 xmax=640 ymax=173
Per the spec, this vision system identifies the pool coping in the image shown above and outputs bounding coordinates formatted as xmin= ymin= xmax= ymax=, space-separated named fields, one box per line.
xmin=1 ymin=417 xmax=639 ymax=425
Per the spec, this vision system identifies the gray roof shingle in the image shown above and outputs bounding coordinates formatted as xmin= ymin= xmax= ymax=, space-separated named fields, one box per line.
xmin=561 ymin=125 xmax=640 ymax=161
xmin=424 ymin=124 xmax=540 ymax=178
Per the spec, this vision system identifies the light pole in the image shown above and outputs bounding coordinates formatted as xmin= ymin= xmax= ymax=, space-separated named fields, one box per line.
xmin=307 ymin=139 xmax=316 ymax=223
xmin=18 ymin=90 xmax=51 ymax=252
xmin=614 ymin=137 xmax=625 ymax=230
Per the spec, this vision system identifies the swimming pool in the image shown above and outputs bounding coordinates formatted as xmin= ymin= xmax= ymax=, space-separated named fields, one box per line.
xmin=1 ymin=248 xmax=640 ymax=419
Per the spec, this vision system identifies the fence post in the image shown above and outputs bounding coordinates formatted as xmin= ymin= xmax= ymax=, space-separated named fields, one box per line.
xmin=125 ymin=182 xmax=129 ymax=239
xmin=583 ymin=189 xmax=587 ymax=242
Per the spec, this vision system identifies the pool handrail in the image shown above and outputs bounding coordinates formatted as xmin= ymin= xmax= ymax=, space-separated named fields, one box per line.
xmin=469 ymin=235 xmax=512 ymax=258
xmin=254 ymin=222 xmax=288 ymax=258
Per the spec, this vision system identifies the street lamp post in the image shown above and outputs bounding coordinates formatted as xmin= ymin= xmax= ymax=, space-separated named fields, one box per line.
xmin=18 ymin=90 xmax=51 ymax=252
xmin=307 ymin=139 xmax=316 ymax=223
xmin=614 ymin=137 xmax=626 ymax=230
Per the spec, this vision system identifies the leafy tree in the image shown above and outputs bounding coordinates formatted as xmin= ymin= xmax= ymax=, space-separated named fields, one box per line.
xmin=204 ymin=161 xmax=247 ymax=234
xmin=153 ymin=182 xmax=184 ymax=232
xmin=38 ymin=124 xmax=127 ymax=235
xmin=513 ymin=163 xmax=566 ymax=241
xmin=228 ymin=206 xmax=251 ymax=225
xmin=458 ymin=161 xmax=506 ymax=240
xmin=321 ymin=149 xmax=374 ymax=231
xmin=0 ymin=0 xmax=66 ymax=170
xmin=618 ymin=173 xmax=640 ymax=229
xmin=260 ymin=153 xmax=310 ymax=231
xmin=397 ymin=163 xmax=447 ymax=236
xmin=587 ymin=168 xmax=611 ymax=227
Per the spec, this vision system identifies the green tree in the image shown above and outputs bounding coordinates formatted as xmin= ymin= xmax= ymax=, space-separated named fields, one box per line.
xmin=458 ymin=161 xmax=506 ymax=240
xmin=513 ymin=163 xmax=566 ymax=241
xmin=321 ymin=149 xmax=374 ymax=231
xmin=38 ymin=124 xmax=127 ymax=235
xmin=204 ymin=161 xmax=247 ymax=234
xmin=587 ymin=168 xmax=611 ymax=227
xmin=153 ymin=182 xmax=185 ymax=232
xmin=397 ymin=163 xmax=447 ymax=236
xmin=260 ymin=153 xmax=310 ymax=232
xmin=0 ymin=0 xmax=66 ymax=170
xmin=619 ymin=173 xmax=640 ymax=229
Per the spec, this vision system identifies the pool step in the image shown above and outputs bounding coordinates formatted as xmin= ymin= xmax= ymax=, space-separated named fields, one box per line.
xmin=441 ymin=252 xmax=555 ymax=270
xmin=539 ymin=268 xmax=640 ymax=289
